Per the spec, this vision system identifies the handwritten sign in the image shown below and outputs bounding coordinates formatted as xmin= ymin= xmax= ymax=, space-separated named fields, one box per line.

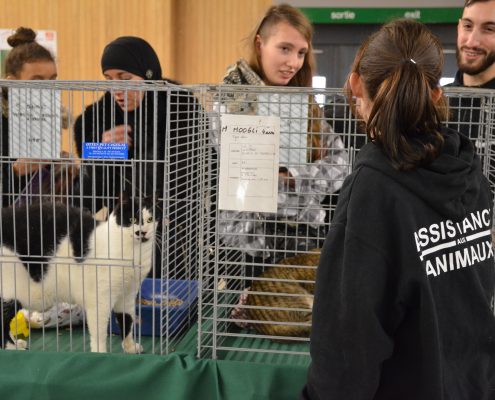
xmin=219 ymin=114 xmax=280 ymax=213
xmin=9 ymin=88 xmax=61 ymax=158
xmin=257 ymin=93 xmax=308 ymax=166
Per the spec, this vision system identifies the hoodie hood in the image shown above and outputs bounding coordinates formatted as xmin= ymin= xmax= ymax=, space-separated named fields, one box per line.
xmin=354 ymin=127 xmax=482 ymax=221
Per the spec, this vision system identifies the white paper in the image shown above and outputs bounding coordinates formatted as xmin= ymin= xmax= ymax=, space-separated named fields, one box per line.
xmin=9 ymin=88 xmax=61 ymax=158
xmin=257 ymin=93 xmax=308 ymax=166
xmin=219 ymin=114 xmax=280 ymax=213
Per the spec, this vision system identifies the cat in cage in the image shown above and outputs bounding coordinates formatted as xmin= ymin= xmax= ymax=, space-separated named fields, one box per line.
xmin=231 ymin=249 xmax=320 ymax=341
xmin=0 ymin=193 xmax=160 ymax=353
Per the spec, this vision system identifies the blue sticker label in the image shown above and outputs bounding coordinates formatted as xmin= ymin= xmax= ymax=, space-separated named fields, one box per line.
xmin=82 ymin=142 xmax=128 ymax=159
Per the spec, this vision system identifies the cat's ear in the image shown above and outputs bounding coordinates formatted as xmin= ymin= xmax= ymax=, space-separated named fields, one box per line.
xmin=154 ymin=190 xmax=163 ymax=202
xmin=119 ymin=191 xmax=131 ymax=205
xmin=143 ymin=194 xmax=153 ymax=203
xmin=113 ymin=191 xmax=130 ymax=213
xmin=154 ymin=194 xmax=164 ymax=220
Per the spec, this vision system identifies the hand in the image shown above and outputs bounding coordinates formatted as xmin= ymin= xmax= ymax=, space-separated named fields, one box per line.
xmin=101 ymin=125 xmax=132 ymax=148
xmin=13 ymin=159 xmax=47 ymax=175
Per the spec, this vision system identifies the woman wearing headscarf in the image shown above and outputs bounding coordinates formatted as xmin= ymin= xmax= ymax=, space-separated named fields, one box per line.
xmin=74 ymin=36 xmax=201 ymax=277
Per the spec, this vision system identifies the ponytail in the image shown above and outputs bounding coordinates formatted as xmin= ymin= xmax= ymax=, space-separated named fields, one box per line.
xmin=350 ymin=19 xmax=448 ymax=170
xmin=369 ymin=60 xmax=446 ymax=170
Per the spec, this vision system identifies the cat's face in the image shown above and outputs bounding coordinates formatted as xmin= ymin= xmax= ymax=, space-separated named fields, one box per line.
xmin=113 ymin=196 xmax=161 ymax=243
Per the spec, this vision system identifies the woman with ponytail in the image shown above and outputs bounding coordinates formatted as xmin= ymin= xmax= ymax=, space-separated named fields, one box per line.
xmin=302 ymin=19 xmax=495 ymax=399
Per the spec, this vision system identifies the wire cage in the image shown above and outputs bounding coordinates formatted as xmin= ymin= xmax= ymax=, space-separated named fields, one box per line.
xmin=198 ymin=86 xmax=353 ymax=363
xmin=444 ymin=87 xmax=495 ymax=196
xmin=197 ymin=85 xmax=495 ymax=365
xmin=0 ymin=80 xmax=205 ymax=355
xmin=0 ymin=81 xmax=494 ymax=362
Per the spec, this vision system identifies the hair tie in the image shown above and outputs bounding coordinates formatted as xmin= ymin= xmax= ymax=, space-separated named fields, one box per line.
xmin=401 ymin=58 xmax=417 ymax=67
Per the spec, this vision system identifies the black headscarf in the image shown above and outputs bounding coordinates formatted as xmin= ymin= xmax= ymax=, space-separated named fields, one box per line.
xmin=100 ymin=36 xmax=162 ymax=80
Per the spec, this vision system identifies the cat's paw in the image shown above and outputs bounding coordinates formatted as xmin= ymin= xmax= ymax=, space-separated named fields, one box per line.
xmin=5 ymin=339 xmax=28 ymax=350
xmin=29 ymin=310 xmax=50 ymax=328
xmin=122 ymin=338 xmax=143 ymax=354
xmin=15 ymin=339 xmax=28 ymax=349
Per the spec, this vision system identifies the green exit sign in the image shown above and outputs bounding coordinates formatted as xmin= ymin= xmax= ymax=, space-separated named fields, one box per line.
xmin=301 ymin=8 xmax=462 ymax=24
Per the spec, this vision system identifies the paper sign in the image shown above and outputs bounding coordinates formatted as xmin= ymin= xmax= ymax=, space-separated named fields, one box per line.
xmin=219 ymin=114 xmax=280 ymax=213
xmin=9 ymin=88 xmax=61 ymax=158
xmin=82 ymin=142 xmax=129 ymax=159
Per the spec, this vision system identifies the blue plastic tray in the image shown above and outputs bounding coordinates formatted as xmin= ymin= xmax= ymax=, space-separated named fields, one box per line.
xmin=111 ymin=278 xmax=199 ymax=337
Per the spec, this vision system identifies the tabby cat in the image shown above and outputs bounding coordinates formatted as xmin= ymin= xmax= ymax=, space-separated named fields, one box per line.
xmin=0 ymin=194 xmax=159 ymax=353
xmin=246 ymin=249 xmax=320 ymax=341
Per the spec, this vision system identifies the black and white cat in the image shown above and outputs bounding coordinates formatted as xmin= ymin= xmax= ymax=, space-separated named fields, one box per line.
xmin=0 ymin=194 xmax=160 ymax=353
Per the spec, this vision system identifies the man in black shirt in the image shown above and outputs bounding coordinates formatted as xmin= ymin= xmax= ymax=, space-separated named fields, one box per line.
xmin=447 ymin=0 xmax=495 ymax=222
xmin=450 ymin=0 xmax=495 ymax=89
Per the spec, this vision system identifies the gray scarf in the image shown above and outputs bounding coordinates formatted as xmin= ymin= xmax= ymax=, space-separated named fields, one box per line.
xmin=221 ymin=59 xmax=264 ymax=114
xmin=223 ymin=59 xmax=264 ymax=86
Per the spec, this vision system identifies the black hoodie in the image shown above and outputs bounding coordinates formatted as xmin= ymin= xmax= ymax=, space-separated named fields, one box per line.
xmin=302 ymin=127 xmax=495 ymax=399
xmin=445 ymin=72 xmax=495 ymax=195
